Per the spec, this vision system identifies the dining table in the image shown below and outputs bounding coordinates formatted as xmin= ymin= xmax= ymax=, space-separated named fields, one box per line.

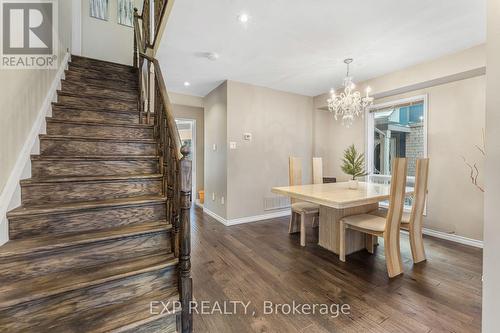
xmin=272 ymin=181 xmax=414 ymax=255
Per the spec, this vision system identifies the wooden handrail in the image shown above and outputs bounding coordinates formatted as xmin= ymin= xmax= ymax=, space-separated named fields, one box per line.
xmin=138 ymin=52 xmax=181 ymax=159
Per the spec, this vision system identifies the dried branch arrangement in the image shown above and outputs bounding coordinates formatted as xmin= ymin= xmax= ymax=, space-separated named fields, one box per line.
xmin=461 ymin=129 xmax=485 ymax=193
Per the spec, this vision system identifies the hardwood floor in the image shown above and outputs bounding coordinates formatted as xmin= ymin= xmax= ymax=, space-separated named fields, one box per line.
xmin=191 ymin=207 xmax=482 ymax=333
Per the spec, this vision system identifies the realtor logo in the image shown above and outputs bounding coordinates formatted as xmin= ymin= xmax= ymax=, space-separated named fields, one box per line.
xmin=1 ymin=0 xmax=58 ymax=69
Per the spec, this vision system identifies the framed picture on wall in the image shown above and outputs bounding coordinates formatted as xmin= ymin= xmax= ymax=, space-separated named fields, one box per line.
xmin=90 ymin=0 xmax=109 ymax=21
xmin=118 ymin=0 xmax=135 ymax=27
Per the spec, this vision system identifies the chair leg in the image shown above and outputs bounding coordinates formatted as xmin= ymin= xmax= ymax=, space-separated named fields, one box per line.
xmin=366 ymin=235 xmax=375 ymax=254
xmin=300 ymin=212 xmax=306 ymax=247
xmin=339 ymin=221 xmax=346 ymax=262
xmin=288 ymin=212 xmax=299 ymax=234
xmin=383 ymin=232 xmax=403 ymax=278
xmin=409 ymin=225 xmax=426 ymax=263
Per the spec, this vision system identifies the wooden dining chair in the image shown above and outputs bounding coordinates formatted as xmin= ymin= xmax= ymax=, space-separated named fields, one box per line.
xmin=288 ymin=157 xmax=322 ymax=246
xmin=370 ymin=158 xmax=430 ymax=264
xmin=339 ymin=158 xmax=407 ymax=278
xmin=400 ymin=158 xmax=430 ymax=263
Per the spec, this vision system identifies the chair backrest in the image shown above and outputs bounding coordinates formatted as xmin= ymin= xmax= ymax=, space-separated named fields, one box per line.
xmin=312 ymin=157 xmax=323 ymax=184
xmin=385 ymin=158 xmax=408 ymax=236
xmin=409 ymin=158 xmax=430 ymax=228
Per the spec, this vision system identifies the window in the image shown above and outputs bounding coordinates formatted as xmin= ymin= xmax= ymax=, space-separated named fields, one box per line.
xmin=366 ymin=95 xmax=428 ymax=209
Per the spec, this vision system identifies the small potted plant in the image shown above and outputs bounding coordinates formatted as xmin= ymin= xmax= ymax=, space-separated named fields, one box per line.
xmin=341 ymin=145 xmax=368 ymax=189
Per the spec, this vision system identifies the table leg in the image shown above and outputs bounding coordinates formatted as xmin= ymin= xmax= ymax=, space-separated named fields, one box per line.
xmin=318 ymin=203 xmax=379 ymax=255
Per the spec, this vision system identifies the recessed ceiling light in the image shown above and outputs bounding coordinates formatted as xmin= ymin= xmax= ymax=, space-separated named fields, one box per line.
xmin=237 ymin=13 xmax=249 ymax=23
xmin=184 ymin=82 xmax=191 ymax=87
xmin=206 ymin=52 xmax=219 ymax=61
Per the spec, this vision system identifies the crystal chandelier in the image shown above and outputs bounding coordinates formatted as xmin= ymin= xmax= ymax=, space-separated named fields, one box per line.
xmin=327 ymin=58 xmax=374 ymax=127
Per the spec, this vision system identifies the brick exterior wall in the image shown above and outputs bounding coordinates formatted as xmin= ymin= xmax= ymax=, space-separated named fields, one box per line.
xmin=405 ymin=123 xmax=424 ymax=176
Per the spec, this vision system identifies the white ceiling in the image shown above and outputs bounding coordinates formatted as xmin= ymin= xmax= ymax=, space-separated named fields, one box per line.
xmin=158 ymin=0 xmax=486 ymax=97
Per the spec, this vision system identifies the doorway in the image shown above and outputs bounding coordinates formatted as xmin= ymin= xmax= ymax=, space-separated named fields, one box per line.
xmin=175 ymin=119 xmax=196 ymax=197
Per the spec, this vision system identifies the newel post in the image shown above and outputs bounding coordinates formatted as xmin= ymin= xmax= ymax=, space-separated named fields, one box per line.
xmin=179 ymin=144 xmax=193 ymax=333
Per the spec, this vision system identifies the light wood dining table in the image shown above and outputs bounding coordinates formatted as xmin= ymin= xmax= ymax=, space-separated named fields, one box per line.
xmin=272 ymin=182 xmax=414 ymax=255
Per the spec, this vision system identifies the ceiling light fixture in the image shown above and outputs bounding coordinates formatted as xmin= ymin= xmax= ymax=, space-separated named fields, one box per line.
xmin=205 ymin=52 xmax=219 ymax=61
xmin=237 ymin=13 xmax=249 ymax=23
xmin=327 ymin=58 xmax=374 ymax=127
xmin=184 ymin=81 xmax=191 ymax=87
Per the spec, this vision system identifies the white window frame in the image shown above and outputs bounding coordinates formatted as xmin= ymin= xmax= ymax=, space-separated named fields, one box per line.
xmin=365 ymin=94 xmax=428 ymax=212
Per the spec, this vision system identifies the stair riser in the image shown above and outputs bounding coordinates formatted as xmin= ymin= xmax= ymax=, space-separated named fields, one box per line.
xmin=52 ymin=107 xmax=141 ymax=124
xmin=41 ymin=138 xmax=157 ymax=156
xmin=67 ymin=65 xmax=136 ymax=83
xmin=21 ymin=178 xmax=163 ymax=205
xmin=0 ymin=231 xmax=172 ymax=282
xmin=0 ymin=267 xmax=177 ymax=332
xmin=70 ymin=56 xmax=136 ymax=73
xmin=32 ymin=159 xmax=159 ymax=178
xmin=47 ymin=122 xmax=153 ymax=139
xmin=58 ymin=94 xmax=137 ymax=112
xmin=64 ymin=72 xmax=138 ymax=90
xmin=9 ymin=202 xmax=166 ymax=239
xmin=61 ymin=81 xmax=137 ymax=101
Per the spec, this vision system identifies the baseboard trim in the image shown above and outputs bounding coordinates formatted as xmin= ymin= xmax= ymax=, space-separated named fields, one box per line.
xmin=0 ymin=52 xmax=70 ymax=246
xmin=421 ymin=227 xmax=483 ymax=248
xmin=202 ymin=207 xmax=483 ymax=248
xmin=203 ymin=208 xmax=291 ymax=226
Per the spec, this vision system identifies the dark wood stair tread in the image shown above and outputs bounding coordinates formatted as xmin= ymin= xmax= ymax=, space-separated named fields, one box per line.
xmin=20 ymin=173 xmax=163 ymax=185
xmin=7 ymin=195 xmax=166 ymax=218
xmin=52 ymin=103 xmax=144 ymax=115
xmin=55 ymin=286 xmax=179 ymax=333
xmin=58 ymin=90 xmax=138 ymax=103
xmin=0 ymin=221 xmax=171 ymax=259
xmin=46 ymin=118 xmax=153 ymax=129
xmin=31 ymin=155 xmax=158 ymax=161
xmin=40 ymin=134 xmax=156 ymax=143
xmin=0 ymin=284 xmax=179 ymax=333
xmin=0 ymin=252 xmax=177 ymax=309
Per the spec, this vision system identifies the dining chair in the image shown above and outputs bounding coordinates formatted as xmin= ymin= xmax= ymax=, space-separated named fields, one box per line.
xmin=370 ymin=158 xmax=430 ymax=264
xmin=288 ymin=157 xmax=322 ymax=246
xmin=400 ymin=158 xmax=430 ymax=263
xmin=339 ymin=158 xmax=407 ymax=278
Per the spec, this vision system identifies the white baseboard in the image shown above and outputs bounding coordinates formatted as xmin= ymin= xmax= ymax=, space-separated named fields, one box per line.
xmin=421 ymin=227 xmax=483 ymax=248
xmin=202 ymin=207 xmax=482 ymax=248
xmin=203 ymin=207 xmax=291 ymax=226
xmin=0 ymin=52 xmax=70 ymax=246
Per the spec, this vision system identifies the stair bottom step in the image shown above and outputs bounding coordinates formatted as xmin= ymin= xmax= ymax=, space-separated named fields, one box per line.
xmin=0 ymin=284 xmax=179 ymax=333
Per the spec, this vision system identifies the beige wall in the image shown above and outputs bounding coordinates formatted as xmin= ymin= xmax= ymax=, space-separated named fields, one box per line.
xmin=226 ymin=81 xmax=313 ymax=220
xmin=483 ymin=0 xmax=500 ymax=330
xmin=171 ymin=104 xmax=204 ymax=196
xmin=314 ymin=47 xmax=486 ymax=241
xmin=0 ymin=1 xmax=74 ymax=244
xmin=203 ymin=82 xmax=228 ymax=218
xmin=81 ymin=0 xmax=142 ymax=65
xmin=169 ymin=92 xmax=204 ymax=108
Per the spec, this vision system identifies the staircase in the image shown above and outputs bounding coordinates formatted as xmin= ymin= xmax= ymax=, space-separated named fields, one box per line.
xmin=0 ymin=55 xmax=186 ymax=332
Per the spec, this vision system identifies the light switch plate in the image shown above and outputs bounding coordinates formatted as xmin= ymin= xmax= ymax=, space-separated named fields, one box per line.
xmin=212 ymin=192 xmax=215 ymax=201
xmin=229 ymin=142 xmax=237 ymax=149
xmin=212 ymin=144 xmax=217 ymax=151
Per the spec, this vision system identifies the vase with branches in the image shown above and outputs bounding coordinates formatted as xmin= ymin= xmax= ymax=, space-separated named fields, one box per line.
xmin=341 ymin=145 xmax=368 ymax=189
